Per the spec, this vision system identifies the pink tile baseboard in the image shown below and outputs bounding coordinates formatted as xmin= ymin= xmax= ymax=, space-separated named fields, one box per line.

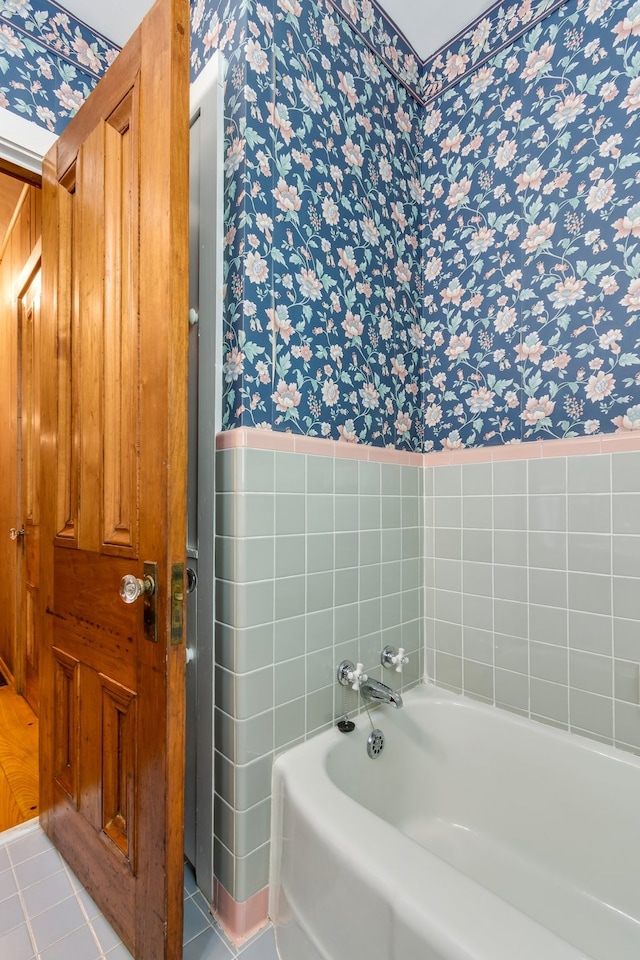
xmin=216 ymin=427 xmax=640 ymax=465
xmin=211 ymin=879 xmax=269 ymax=946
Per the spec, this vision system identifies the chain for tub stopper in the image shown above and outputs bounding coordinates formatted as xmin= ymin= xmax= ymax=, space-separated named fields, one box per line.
xmin=341 ymin=683 xmax=350 ymax=725
xmin=363 ymin=697 xmax=376 ymax=732
xmin=336 ymin=678 xmax=356 ymax=733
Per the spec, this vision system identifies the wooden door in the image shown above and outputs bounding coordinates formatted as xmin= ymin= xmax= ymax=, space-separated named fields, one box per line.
xmin=0 ymin=181 xmax=40 ymax=688
xmin=18 ymin=264 xmax=41 ymax=714
xmin=39 ymin=0 xmax=189 ymax=957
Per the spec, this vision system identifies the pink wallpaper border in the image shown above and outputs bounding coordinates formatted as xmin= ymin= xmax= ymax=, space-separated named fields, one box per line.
xmin=216 ymin=428 xmax=640 ymax=466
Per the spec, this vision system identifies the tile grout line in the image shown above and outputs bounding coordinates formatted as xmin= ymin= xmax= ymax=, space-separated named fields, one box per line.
xmin=62 ymin=859 xmax=111 ymax=960
xmin=6 ymin=838 xmax=42 ymax=960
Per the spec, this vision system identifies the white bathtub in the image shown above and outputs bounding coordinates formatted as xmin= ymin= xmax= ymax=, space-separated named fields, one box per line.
xmin=269 ymin=683 xmax=640 ymax=960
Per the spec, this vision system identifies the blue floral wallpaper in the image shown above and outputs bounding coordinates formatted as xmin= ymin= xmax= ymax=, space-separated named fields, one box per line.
xmin=4 ymin=0 xmax=640 ymax=449
xmin=190 ymin=0 xmax=243 ymax=81
xmin=208 ymin=0 xmax=640 ymax=449
xmin=322 ymin=0 xmax=421 ymax=101
xmin=422 ymin=0 xmax=567 ymax=104
xmin=0 ymin=0 xmax=119 ymax=133
xmin=199 ymin=0 xmax=426 ymax=449
xmin=424 ymin=0 xmax=640 ymax=448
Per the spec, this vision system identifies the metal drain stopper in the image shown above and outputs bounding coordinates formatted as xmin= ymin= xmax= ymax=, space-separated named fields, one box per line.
xmin=367 ymin=728 xmax=384 ymax=759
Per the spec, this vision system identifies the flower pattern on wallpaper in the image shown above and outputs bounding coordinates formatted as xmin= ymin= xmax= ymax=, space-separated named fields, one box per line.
xmin=322 ymin=0 xmax=421 ymax=102
xmin=8 ymin=0 xmax=640 ymax=451
xmin=423 ymin=0 xmax=640 ymax=448
xmin=217 ymin=0 xmax=426 ymax=450
xmin=190 ymin=0 xmax=244 ymax=82
xmin=422 ymin=0 xmax=567 ymax=105
xmin=0 ymin=0 xmax=118 ymax=132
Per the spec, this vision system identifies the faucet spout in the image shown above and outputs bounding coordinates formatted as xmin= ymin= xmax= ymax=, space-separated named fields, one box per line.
xmin=360 ymin=677 xmax=403 ymax=709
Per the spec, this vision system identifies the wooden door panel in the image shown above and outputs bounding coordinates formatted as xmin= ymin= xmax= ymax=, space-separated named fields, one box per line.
xmin=46 ymin=775 xmax=137 ymax=949
xmin=40 ymin=1 xmax=189 ymax=957
xmin=51 ymin=647 xmax=79 ymax=802
xmin=52 ymin=550 xmax=137 ymax=684
xmin=54 ymin=177 xmax=78 ymax=547
xmin=101 ymin=674 xmax=137 ymax=862
xmin=103 ymin=100 xmax=138 ymax=554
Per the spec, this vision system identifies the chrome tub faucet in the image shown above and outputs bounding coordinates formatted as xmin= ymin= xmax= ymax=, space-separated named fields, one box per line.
xmin=360 ymin=677 xmax=403 ymax=709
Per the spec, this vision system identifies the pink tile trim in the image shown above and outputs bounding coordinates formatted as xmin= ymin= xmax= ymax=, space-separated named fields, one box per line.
xmin=215 ymin=429 xmax=247 ymax=449
xmin=216 ymin=428 xmax=640 ymax=465
xmin=294 ymin=435 xmax=335 ymax=456
xmin=600 ymin=432 xmax=640 ymax=453
xmin=250 ymin=430 xmax=295 ymax=452
xmin=215 ymin=429 xmax=422 ymax=464
xmin=334 ymin=441 xmax=370 ymax=460
xmin=369 ymin=446 xmax=407 ymax=463
xmin=211 ymin=879 xmax=269 ymax=946
xmin=447 ymin=446 xmax=499 ymax=464
xmin=489 ymin=444 xmax=541 ymax=461
xmin=541 ymin=437 xmax=601 ymax=458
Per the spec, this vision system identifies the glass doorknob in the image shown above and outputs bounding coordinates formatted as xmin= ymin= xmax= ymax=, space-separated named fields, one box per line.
xmin=120 ymin=573 xmax=155 ymax=604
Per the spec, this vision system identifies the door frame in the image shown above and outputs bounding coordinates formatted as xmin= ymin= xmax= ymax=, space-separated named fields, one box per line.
xmin=0 ymin=109 xmax=56 ymax=178
xmin=187 ymin=49 xmax=224 ymax=905
xmin=15 ymin=244 xmax=43 ymax=713
xmin=0 ymin=50 xmax=224 ymax=908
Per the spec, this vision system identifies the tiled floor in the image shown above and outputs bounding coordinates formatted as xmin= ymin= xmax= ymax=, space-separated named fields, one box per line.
xmin=0 ymin=821 xmax=278 ymax=960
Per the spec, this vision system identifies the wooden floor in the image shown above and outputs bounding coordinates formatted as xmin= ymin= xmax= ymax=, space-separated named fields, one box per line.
xmin=0 ymin=683 xmax=38 ymax=831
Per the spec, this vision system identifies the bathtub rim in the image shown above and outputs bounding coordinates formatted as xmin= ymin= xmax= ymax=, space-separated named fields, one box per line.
xmin=269 ymin=682 xmax=640 ymax=960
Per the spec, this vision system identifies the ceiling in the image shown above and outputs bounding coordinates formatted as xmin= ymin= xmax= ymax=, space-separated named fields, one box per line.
xmin=375 ymin=0 xmax=497 ymax=60
xmin=62 ymin=0 xmax=495 ymax=60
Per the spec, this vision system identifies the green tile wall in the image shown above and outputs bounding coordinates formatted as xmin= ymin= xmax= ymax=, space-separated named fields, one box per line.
xmin=211 ymin=443 xmax=640 ymax=907
xmin=426 ymin=450 xmax=640 ymax=757
xmin=214 ymin=446 xmax=424 ymax=901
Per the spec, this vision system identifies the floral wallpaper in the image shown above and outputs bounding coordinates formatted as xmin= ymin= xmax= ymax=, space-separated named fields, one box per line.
xmin=322 ymin=0 xmax=421 ymax=101
xmin=190 ymin=0 xmax=243 ymax=82
xmin=0 ymin=0 xmax=119 ymax=133
xmin=422 ymin=0 xmax=567 ymax=104
xmin=5 ymin=0 xmax=640 ymax=449
xmin=210 ymin=0 xmax=640 ymax=450
xmin=424 ymin=0 xmax=640 ymax=448
xmin=210 ymin=0 xmax=426 ymax=450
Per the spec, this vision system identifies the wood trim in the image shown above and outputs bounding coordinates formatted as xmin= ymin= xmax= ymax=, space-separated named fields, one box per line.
xmin=0 ymin=158 xmax=41 ymax=189
xmin=0 ymin=657 xmax=14 ymax=689
xmin=135 ymin=1 xmax=189 ymax=955
xmin=38 ymin=143 xmax=58 ymax=841
xmin=0 ymin=183 xmax=29 ymax=264
xmin=14 ymin=237 xmax=42 ymax=300
xmin=53 ymin=177 xmax=78 ymax=547
xmin=55 ymin=38 xmax=141 ymax=182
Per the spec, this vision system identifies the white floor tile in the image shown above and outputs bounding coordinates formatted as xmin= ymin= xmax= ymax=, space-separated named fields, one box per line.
xmin=0 ymin=893 xmax=26 ymax=936
xmin=0 ymin=921 xmax=36 ymax=960
xmin=0 ymin=824 xmax=274 ymax=960
xmin=39 ymin=923 xmax=102 ymax=960
xmin=29 ymin=896 xmax=86 ymax=953
xmin=20 ymin=870 xmax=75 ymax=919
